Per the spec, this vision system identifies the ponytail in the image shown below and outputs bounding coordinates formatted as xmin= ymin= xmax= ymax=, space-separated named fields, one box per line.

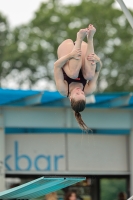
xmin=71 ymin=98 xmax=91 ymax=131
xmin=75 ymin=111 xmax=89 ymax=131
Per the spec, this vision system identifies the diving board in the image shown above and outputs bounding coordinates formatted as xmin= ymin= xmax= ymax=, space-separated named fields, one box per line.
xmin=0 ymin=176 xmax=86 ymax=200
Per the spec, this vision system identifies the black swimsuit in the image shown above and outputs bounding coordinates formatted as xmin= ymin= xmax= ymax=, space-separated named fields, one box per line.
xmin=62 ymin=68 xmax=87 ymax=97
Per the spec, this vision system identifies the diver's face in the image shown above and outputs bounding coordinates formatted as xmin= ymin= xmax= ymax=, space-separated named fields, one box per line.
xmin=69 ymin=87 xmax=86 ymax=101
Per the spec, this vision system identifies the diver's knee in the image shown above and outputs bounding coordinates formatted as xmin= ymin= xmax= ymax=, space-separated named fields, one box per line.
xmin=84 ymin=72 xmax=95 ymax=80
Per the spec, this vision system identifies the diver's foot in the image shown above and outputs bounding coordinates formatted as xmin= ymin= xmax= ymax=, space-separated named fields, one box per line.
xmin=77 ymin=28 xmax=89 ymax=41
xmin=87 ymin=24 xmax=96 ymax=40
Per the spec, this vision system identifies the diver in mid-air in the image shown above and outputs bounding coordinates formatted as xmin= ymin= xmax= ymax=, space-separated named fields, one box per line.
xmin=54 ymin=24 xmax=102 ymax=130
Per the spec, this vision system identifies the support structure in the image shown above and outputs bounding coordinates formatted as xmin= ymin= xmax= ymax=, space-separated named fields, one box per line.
xmin=128 ymin=113 xmax=133 ymax=200
xmin=0 ymin=109 xmax=5 ymax=192
xmin=116 ymin=0 xmax=133 ymax=29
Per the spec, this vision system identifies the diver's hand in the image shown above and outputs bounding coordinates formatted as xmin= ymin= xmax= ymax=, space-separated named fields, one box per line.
xmin=70 ymin=48 xmax=82 ymax=60
xmin=87 ymin=53 xmax=100 ymax=65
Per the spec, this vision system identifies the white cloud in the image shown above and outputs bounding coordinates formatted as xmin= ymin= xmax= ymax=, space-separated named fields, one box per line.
xmin=0 ymin=0 xmax=47 ymax=27
xmin=0 ymin=0 xmax=81 ymax=27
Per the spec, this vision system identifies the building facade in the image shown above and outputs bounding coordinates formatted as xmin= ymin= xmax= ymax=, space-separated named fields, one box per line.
xmin=0 ymin=89 xmax=132 ymax=199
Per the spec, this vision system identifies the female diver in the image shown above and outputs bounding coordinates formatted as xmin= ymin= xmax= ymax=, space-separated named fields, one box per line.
xmin=54 ymin=24 xmax=102 ymax=130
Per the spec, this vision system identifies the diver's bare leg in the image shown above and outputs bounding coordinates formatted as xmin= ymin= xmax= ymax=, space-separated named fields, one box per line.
xmin=65 ymin=28 xmax=89 ymax=78
xmin=83 ymin=24 xmax=96 ymax=80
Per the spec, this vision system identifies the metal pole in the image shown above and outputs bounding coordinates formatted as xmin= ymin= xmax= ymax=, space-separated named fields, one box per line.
xmin=128 ymin=197 xmax=133 ymax=200
xmin=116 ymin=0 xmax=133 ymax=29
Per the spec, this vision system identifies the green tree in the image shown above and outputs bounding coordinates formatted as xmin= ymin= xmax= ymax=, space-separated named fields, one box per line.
xmin=1 ymin=0 xmax=133 ymax=91
xmin=0 ymin=13 xmax=9 ymax=86
xmin=100 ymin=178 xmax=127 ymax=200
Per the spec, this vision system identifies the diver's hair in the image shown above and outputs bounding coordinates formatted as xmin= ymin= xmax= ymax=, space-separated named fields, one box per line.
xmin=71 ymin=98 xmax=89 ymax=131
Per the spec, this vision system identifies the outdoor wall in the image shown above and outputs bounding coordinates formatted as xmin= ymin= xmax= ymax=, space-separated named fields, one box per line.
xmin=5 ymin=134 xmax=128 ymax=175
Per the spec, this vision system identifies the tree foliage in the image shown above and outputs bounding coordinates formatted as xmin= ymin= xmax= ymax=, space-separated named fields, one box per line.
xmin=0 ymin=0 xmax=133 ymax=91
xmin=0 ymin=13 xmax=9 ymax=86
xmin=100 ymin=178 xmax=127 ymax=200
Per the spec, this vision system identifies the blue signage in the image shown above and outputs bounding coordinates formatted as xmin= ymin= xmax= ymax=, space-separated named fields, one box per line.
xmin=5 ymin=141 xmax=65 ymax=171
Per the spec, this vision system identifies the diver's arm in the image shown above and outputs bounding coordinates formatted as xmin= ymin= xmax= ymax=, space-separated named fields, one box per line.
xmin=84 ymin=59 xmax=102 ymax=95
xmin=54 ymin=48 xmax=82 ymax=69
xmin=84 ymin=71 xmax=99 ymax=95
xmin=54 ymin=53 xmax=72 ymax=69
